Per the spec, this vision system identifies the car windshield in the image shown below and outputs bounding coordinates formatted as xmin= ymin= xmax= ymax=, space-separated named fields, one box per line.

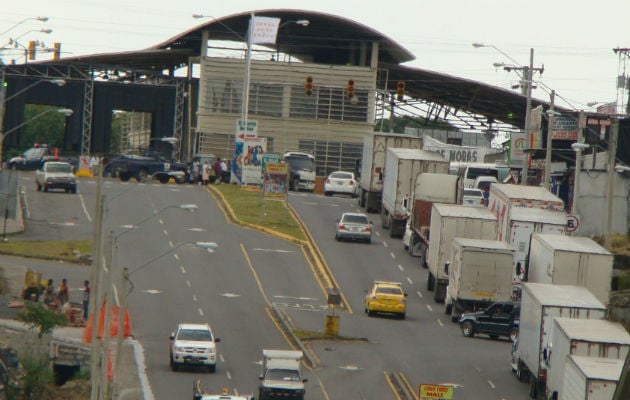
xmin=46 ymin=163 xmax=72 ymax=173
xmin=285 ymin=157 xmax=314 ymax=170
xmin=177 ymin=328 xmax=213 ymax=341
xmin=341 ymin=214 xmax=368 ymax=224
xmin=464 ymin=189 xmax=483 ymax=197
xmin=266 ymin=369 xmax=301 ymax=382
xmin=376 ymin=286 xmax=403 ymax=295
xmin=330 ymin=172 xmax=352 ymax=179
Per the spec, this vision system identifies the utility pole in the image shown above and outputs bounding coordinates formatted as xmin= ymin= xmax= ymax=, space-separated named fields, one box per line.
xmin=543 ymin=90 xmax=555 ymax=191
xmin=605 ymin=122 xmax=619 ymax=249
xmin=521 ymin=48 xmax=534 ymax=186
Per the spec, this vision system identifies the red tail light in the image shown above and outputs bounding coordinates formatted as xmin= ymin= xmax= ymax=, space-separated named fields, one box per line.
xmin=339 ymin=225 xmax=347 ymax=230
xmin=365 ymin=226 xmax=372 ymax=232
xmin=400 ymin=298 xmax=407 ymax=304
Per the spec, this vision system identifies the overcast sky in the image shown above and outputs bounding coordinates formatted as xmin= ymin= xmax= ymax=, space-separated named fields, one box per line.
xmin=2 ymin=0 xmax=629 ymax=114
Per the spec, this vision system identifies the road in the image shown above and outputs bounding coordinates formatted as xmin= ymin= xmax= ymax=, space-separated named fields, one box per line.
xmin=16 ymin=172 xmax=531 ymax=399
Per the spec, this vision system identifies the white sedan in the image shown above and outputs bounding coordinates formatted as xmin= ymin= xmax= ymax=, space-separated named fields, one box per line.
xmin=324 ymin=171 xmax=358 ymax=197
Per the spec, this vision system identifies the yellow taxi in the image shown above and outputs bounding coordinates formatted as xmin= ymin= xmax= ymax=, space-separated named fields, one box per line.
xmin=364 ymin=281 xmax=407 ymax=319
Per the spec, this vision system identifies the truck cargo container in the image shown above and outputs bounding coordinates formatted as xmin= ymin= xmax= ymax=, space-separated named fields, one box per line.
xmin=445 ymin=238 xmax=515 ymax=321
xmin=546 ymin=318 xmax=630 ymax=400
xmin=512 ymin=283 xmax=607 ymax=399
xmin=507 ymin=208 xmax=567 ymax=289
xmin=426 ymin=204 xmax=497 ymax=303
xmin=527 ymin=233 xmax=613 ymax=306
xmin=381 ymin=148 xmax=449 ymax=238
xmin=560 ymin=356 xmax=623 ymax=400
xmin=358 ymin=132 xmax=422 ymax=213
xmin=403 ymin=172 xmax=461 ymax=263
xmin=488 ymin=183 xmax=565 ymax=242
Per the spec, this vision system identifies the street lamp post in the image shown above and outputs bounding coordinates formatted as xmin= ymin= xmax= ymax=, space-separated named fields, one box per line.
xmin=0 ymin=77 xmax=67 ymax=167
xmin=473 ymin=43 xmax=543 ymax=185
xmin=544 ymin=91 xmax=556 ymax=191
xmin=111 ymin=240 xmax=217 ymax=398
xmin=0 ymin=16 xmax=48 ymax=38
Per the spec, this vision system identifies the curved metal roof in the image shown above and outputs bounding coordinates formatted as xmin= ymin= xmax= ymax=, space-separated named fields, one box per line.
xmin=151 ymin=9 xmax=416 ymax=65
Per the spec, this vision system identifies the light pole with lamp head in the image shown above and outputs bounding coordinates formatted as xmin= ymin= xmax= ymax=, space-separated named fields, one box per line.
xmin=0 ymin=77 xmax=66 ymax=168
xmin=473 ymin=43 xmax=544 ymax=185
xmin=111 ymin=240 xmax=217 ymax=398
xmin=0 ymin=16 xmax=48 ymax=38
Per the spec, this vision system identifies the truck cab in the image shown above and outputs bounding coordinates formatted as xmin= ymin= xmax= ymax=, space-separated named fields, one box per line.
xmin=283 ymin=151 xmax=315 ymax=192
xmin=259 ymin=349 xmax=307 ymax=400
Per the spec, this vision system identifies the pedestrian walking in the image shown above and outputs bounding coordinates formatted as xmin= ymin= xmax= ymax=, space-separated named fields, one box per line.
xmin=57 ymin=278 xmax=69 ymax=306
xmin=202 ymin=160 xmax=211 ymax=185
xmin=82 ymin=280 xmax=90 ymax=319
xmin=220 ymin=158 xmax=228 ymax=183
xmin=191 ymin=159 xmax=200 ymax=184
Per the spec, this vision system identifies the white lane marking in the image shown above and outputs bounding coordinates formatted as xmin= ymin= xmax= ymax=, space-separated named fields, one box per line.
xmin=188 ymin=228 xmax=206 ymax=232
xmin=416 ymin=290 xmax=423 ymax=299
xmin=426 ymin=305 xmax=433 ymax=312
xmin=169 ymin=240 xmax=173 ymax=247
xmin=219 ymin=293 xmax=241 ymax=298
xmin=375 ymin=232 xmax=381 ymax=237
xmin=120 ymin=224 xmax=135 ymax=230
xmin=131 ymin=340 xmax=156 ymax=400
xmin=390 ymin=252 xmax=396 ymax=259
xmin=159 ymin=219 xmax=164 ymax=225
xmin=252 ymin=248 xmax=294 ymax=253
xmin=220 ymin=354 xmax=225 ymax=362
xmin=273 ymin=295 xmax=317 ymax=301
xmin=186 ymin=280 xmax=191 ymax=287
xmin=198 ymin=308 xmax=204 ymax=316
xmin=192 ymin=294 xmax=197 ymax=302
xmin=142 ymin=289 xmax=162 ymax=294
xmin=180 ymin=265 xmax=186 ymax=274
xmin=406 ymin=277 xmax=413 ymax=284
xmin=163 ymin=229 xmax=168 ymax=236
xmin=226 ymin=371 xmax=232 ymax=380
xmin=112 ymin=285 xmax=120 ymax=306
xmin=339 ymin=365 xmax=363 ymax=371
xmin=79 ymin=192 xmax=92 ymax=222
xmin=173 ymin=253 xmax=179 ymax=261
xmin=488 ymin=380 xmax=495 ymax=389
xmin=437 ymin=319 xmax=444 ymax=327
xmin=397 ymin=264 xmax=404 ymax=271
xmin=383 ymin=242 xmax=388 ymax=247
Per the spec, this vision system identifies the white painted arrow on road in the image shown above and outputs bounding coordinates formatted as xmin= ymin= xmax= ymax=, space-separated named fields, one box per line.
xmin=273 ymin=295 xmax=317 ymax=301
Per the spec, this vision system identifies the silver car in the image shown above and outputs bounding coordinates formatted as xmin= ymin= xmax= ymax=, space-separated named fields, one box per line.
xmin=335 ymin=212 xmax=372 ymax=243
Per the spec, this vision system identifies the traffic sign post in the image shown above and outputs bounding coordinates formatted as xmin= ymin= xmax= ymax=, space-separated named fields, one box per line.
xmin=418 ymin=384 xmax=454 ymax=399
xmin=567 ymin=214 xmax=580 ymax=234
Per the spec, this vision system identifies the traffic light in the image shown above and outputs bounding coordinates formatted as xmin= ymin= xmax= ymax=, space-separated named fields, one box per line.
xmin=305 ymin=76 xmax=313 ymax=96
xmin=346 ymin=79 xmax=355 ymax=98
xmin=28 ymin=41 xmax=36 ymax=61
xmin=396 ymin=81 xmax=405 ymax=102
xmin=53 ymin=42 xmax=61 ymax=61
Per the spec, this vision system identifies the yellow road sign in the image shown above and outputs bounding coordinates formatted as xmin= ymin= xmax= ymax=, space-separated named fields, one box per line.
xmin=418 ymin=384 xmax=454 ymax=399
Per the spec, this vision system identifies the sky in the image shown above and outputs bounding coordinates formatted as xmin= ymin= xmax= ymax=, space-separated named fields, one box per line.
xmin=1 ymin=0 xmax=629 ymax=114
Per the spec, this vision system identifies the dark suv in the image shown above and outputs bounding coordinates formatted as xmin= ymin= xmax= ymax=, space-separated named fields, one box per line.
xmin=458 ymin=302 xmax=520 ymax=341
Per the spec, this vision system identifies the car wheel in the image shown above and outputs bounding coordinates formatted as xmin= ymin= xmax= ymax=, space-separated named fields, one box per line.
xmin=169 ymin=355 xmax=178 ymax=372
xmin=445 ymin=304 xmax=452 ymax=315
xmin=136 ymin=168 xmax=149 ymax=182
xmin=509 ymin=328 xmax=519 ymax=342
xmin=36 ymin=183 xmax=41 ymax=191
xmin=427 ymin=273 xmax=435 ymax=291
xmin=335 ymin=234 xmax=340 ymax=241
xmin=208 ymin=364 xmax=216 ymax=373
xmin=517 ymin=360 xmax=529 ymax=383
xmin=71 ymin=185 xmax=77 ymax=194
xmin=324 ymin=191 xmax=331 ymax=196
xmin=399 ymin=313 xmax=406 ymax=320
xmin=65 ymin=188 xmax=70 ymax=193
xmin=366 ymin=305 xmax=374 ymax=317
xmin=529 ymin=375 xmax=538 ymax=398
xmin=159 ymin=175 xmax=170 ymax=184
xmin=461 ymin=321 xmax=475 ymax=337
xmin=119 ymin=171 xmax=131 ymax=182
xmin=365 ymin=237 xmax=371 ymax=244
xmin=292 ymin=178 xmax=300 ymax=191
xmin=489 ymin=334 xmax=499 ymax=340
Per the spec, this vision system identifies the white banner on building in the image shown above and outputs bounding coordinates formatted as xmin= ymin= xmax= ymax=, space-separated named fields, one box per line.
xmin=422 ymin=135 xmax=495 ymax=163
xmin=250 ymin=17 xmax=281 ymax=44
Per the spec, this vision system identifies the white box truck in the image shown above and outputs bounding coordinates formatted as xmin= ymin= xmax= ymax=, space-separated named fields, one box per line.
xmin=259 ymin=349 xmax=306 ymax=400
xmin=403 ymin=172 xmax=461 ymax=263
xmin=506 ymin=207 xmax=567 ymax=290
xmin=512 ymin=282 xmax=607 ymax=399
xmin=445 ymin=238 xmax=515 ymax=321
xmin=381 ymin=148 xmax=449 ymax=238
xmin=527 ymin=233 xmax=614 ymax=306
xmin=546 ymin=318 xmax=630 ymax=400
xmin=487 ymin=183 xmax=565 ymax=242
xmin=358 ymin=132 xmax=422 ymax=213
xmin=560 ymin=356 xmax=624 ymax=400
xmin=426 ymin=204 xmax=497 ymax=303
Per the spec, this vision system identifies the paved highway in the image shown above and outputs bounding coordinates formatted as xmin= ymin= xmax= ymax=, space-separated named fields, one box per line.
xmin=17 ymin=172 xmax=532 ymax=399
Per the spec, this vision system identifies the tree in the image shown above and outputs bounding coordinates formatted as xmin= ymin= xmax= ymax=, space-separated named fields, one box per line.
xmin=17 ymin=301 xmax=68 ymax=339
xmin=23 ymin=104 xmax=68 ymax=149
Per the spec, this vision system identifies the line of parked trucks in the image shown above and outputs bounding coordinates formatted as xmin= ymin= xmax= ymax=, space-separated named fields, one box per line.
xmin=356 ymin=132 xmax=622 ymax=399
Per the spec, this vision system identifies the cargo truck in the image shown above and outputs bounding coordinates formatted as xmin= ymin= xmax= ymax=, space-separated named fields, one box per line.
xmin=511 ymin=282 xmax=607 ymax=399
xmin=560 ymin=356 xmax=623 ymax=400
xmin=445 ymin=238 xmax=515 ymax=321
xmin=403 ymin=172 xmax=461 ymax=263
xmin=358 ymin=132 xmax=422 ymax=213
xmin=426 ymin=204 xmax=497 ymax=303
xmin=546 ymin=318 xmax=630 ymax=400
xmin=527 ymin=233 xmax=614 ymax=306
xmin=506 ymin=208 xmax=567 ymax=290
xmin=487 ymin=183 xmax=565 ymax=242
xmin=259 ymin=349 xmax=306 ymax=400
xmin=381 ymin=148 xmax=449 ymax=238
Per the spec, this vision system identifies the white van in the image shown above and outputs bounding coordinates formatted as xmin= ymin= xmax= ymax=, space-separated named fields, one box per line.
xmin=454 ymin=163 xmax=500 ymax=188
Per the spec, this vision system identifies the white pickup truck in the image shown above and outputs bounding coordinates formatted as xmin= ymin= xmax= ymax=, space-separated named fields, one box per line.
xmin=35 ymin=161 xmax=78 ymax=193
